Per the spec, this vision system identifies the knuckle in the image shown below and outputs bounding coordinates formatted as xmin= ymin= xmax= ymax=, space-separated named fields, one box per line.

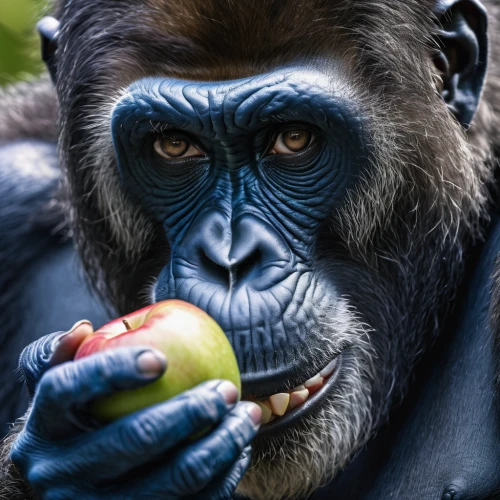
xmin=19 ymin=347 xmax=42 ymax=386
xmin=217 ymin=479 xmax=239 ymax=500
xmin=173 ymin=450 xmax=213 ymax=494
xmin=92 ymin=352 xmax=117 ymax=379
xmin=73 ymin=353 xmax=117 ymax=390
xmin=125 ymin=413 xmax=163 ymax=451
xmin=228 ymin=410 xmax=257 ymax=444
xmin=92 ymin=348 xmax=134 ymax=382
xmin=233 ymin=423 xmax=252 ymax=448
xmin=19 ymin=335 xmax=56 ymax=374
xmin=218 ymin=418 xmax=248 ymax=452
xmin=219 ymin=425 xmax=242 ymax=452
xmin=185 ymin=391 xmax=224 ymax=427
xmin=37 ymin=368 xmax=65 ymax=400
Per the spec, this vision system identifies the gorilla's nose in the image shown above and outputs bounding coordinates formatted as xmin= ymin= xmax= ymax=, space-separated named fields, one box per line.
xmin=174 ymin=211 xmax=291 ymax=290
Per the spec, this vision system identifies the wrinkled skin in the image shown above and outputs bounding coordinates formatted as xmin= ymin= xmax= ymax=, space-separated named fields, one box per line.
xmin=112 ymin=71 xmax=367 ymax=381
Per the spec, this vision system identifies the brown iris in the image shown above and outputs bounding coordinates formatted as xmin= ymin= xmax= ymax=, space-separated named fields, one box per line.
xmin=153 ymin=134 xmax=203 ymax=160
xmin=156 ymin=137 xmax=189 ymax=158
xmin=282 ymin=130 xmax=311 ymax=152
xmin=269 ymin=129 xmax=314 ymax=155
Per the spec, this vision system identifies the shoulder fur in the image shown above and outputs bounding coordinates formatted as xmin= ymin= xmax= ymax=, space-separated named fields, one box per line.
xmin=0 ymin=74 xmax=58 ymax=143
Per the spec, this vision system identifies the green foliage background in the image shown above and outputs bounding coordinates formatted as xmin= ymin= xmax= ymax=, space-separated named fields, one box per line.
xmin=0 ymin=0 xmax=48 ymax=86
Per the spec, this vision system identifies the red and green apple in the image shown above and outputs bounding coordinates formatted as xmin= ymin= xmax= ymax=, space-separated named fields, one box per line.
xmin=75 ymin=299 xmax=241 ymax=421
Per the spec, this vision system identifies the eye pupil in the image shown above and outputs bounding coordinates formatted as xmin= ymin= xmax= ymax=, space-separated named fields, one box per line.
xmin=282 ymin=130 xmax=311 ymax=152
xmin=161 ymin=137 xmax=189 ymax=157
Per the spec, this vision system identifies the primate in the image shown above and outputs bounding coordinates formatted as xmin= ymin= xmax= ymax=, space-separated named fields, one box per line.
xmin=1 ymin=0 xmax=500 ymax=498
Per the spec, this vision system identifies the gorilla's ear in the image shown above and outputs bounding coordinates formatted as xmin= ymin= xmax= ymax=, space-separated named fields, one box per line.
xmin=37 ymin=17 xmax=60 ymax=85
xmin=433 ymin=0 xmax=488 ymax=128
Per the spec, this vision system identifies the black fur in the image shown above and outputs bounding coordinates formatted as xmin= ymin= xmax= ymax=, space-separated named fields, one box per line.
xmin=0 ymin=137 xmax=62 ymax=430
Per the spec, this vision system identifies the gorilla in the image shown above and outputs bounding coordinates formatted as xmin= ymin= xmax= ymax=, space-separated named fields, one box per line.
xmin=1 ymin=0 xmax=500 ymax=498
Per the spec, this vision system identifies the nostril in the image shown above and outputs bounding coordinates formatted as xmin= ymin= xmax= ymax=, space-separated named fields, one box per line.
xmin=199 ymin=250 xmax=230 ymax=287
xmin=233 ymin=249 xmax=261 ymax=284
xmin=197 ymin=248 xmax=262 ymax=288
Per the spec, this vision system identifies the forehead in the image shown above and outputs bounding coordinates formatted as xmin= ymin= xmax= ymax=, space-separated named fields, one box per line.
xmin=55 ymin=0 xmax=436 ymax=91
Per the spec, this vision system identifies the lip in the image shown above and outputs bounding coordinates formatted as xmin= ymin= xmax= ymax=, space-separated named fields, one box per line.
xmin=240 ymin=357 xmax=320 ymax=400
xmin=253 ymin=352 xmax=343 ymax=437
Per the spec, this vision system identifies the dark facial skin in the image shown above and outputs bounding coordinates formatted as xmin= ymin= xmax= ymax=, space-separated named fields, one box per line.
xmin=112 ymin=70 xmax=369 ymax=394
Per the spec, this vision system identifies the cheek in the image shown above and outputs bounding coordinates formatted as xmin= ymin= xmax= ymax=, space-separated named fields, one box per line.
xmin=257 ymin=143 xmax=356 ymax=232
xmin=122 ymin=156 xmax=214 ymax=244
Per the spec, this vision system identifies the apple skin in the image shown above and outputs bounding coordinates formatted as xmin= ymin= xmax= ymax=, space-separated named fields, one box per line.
xmin=75 ymin=300 xmax=241 ymax=421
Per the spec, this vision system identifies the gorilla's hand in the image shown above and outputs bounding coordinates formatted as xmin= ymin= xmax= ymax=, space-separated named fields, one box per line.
xmin=9 ymin=325 xmax=260 ymax=499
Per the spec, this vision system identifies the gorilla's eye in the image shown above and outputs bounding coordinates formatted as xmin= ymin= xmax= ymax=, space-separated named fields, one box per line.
xmin=154 ymin=134 xmax=204 ymax=160
xmin=269 ymin=129 xmax=314 ymax=155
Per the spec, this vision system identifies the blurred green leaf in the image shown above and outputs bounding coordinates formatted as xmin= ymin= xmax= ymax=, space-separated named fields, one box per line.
xmin=0 ymin=0 xmax=39 ymax=35
xmin=0 ymin=0 xmax=46 ymax=86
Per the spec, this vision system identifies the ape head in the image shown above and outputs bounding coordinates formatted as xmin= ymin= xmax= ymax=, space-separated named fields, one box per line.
xmin=38 ymin=0 xmax=497 ymax=497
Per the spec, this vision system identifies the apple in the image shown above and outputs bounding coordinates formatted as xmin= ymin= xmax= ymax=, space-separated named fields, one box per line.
xmin=75 ymin=299 xmax=241 ymax=421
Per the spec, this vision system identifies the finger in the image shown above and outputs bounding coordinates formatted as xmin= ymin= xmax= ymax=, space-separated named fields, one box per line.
xmin=50 ymin=320 xmax=94 ymax=365
xmin=66 ymin=380 xmax=240 ymax=480
xmin=27 ymin=346 xmax=166 ymax=438
xmin=90 ymin=450 xmax=252 ymax=500
xmin=19 ymin=320 xmax=92 ymax=396
xmin=125 ymin=402 xmax=261 ymax=497
xmin=195 ymin=446 xmax=252 ymax=500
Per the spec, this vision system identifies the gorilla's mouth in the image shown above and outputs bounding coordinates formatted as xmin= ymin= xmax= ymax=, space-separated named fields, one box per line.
xmin=245 ymin=354 xmax=342 ymax=433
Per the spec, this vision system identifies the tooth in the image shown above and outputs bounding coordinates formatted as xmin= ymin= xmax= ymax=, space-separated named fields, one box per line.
xmin=255 ymin=401 xmax=273 ymax=424
xmin=287 ymin=388 xmax=309 ymax=410
xmin=260 ymin=399 xmax=272 ymax=410
xmin=304 ymin=374 xmax=324 ymax=394
xmin=269 ymin=393 xmax=290 ymax=416
xmin=293 ymin=385 xmax=306 ymax=391
xmin=304 ymin=373 xmax=322 ymax=388
xmin=320 ymin=358 xmax=338 ymax=378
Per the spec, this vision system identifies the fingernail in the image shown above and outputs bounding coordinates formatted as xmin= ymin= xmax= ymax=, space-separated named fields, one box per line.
xmin=216 ymin=381 xmax=239 ymax=405
xmin=57 ymin=320 xmax=93 ymax=342
xmin=136 ymin=350 xmax=166 ymax=377
xmin=244 ymin=402 xmax=262 ymax=427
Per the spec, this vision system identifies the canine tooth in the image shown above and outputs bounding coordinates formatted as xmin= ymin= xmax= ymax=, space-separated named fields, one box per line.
xmin=293 ymin=384 xmax=306 ymax=392
xmin=287 ymin=388 xmax=310 ymax=410
xmin=256 ymin=401 xmax=273 ymax=424
xmin=320 ymin=358 xmax=338 ymax=378
xmin=269 ymin=393 xmax=290 ymax=416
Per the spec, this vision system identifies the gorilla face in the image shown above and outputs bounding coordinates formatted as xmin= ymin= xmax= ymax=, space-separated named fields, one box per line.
xmin=112 ymin=70 xmax=367 ymax=379
xmin=53 ymin=0 xmax=490 ymax=497
xmin=110 ymin=70 xmax=377 ymax=495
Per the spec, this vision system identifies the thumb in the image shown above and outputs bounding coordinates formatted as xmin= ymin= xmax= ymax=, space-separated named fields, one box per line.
xmin=50 ymin=320 xmax=94 ymax=366
xmin=19 ymin=320 xmax=93 ymax=397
